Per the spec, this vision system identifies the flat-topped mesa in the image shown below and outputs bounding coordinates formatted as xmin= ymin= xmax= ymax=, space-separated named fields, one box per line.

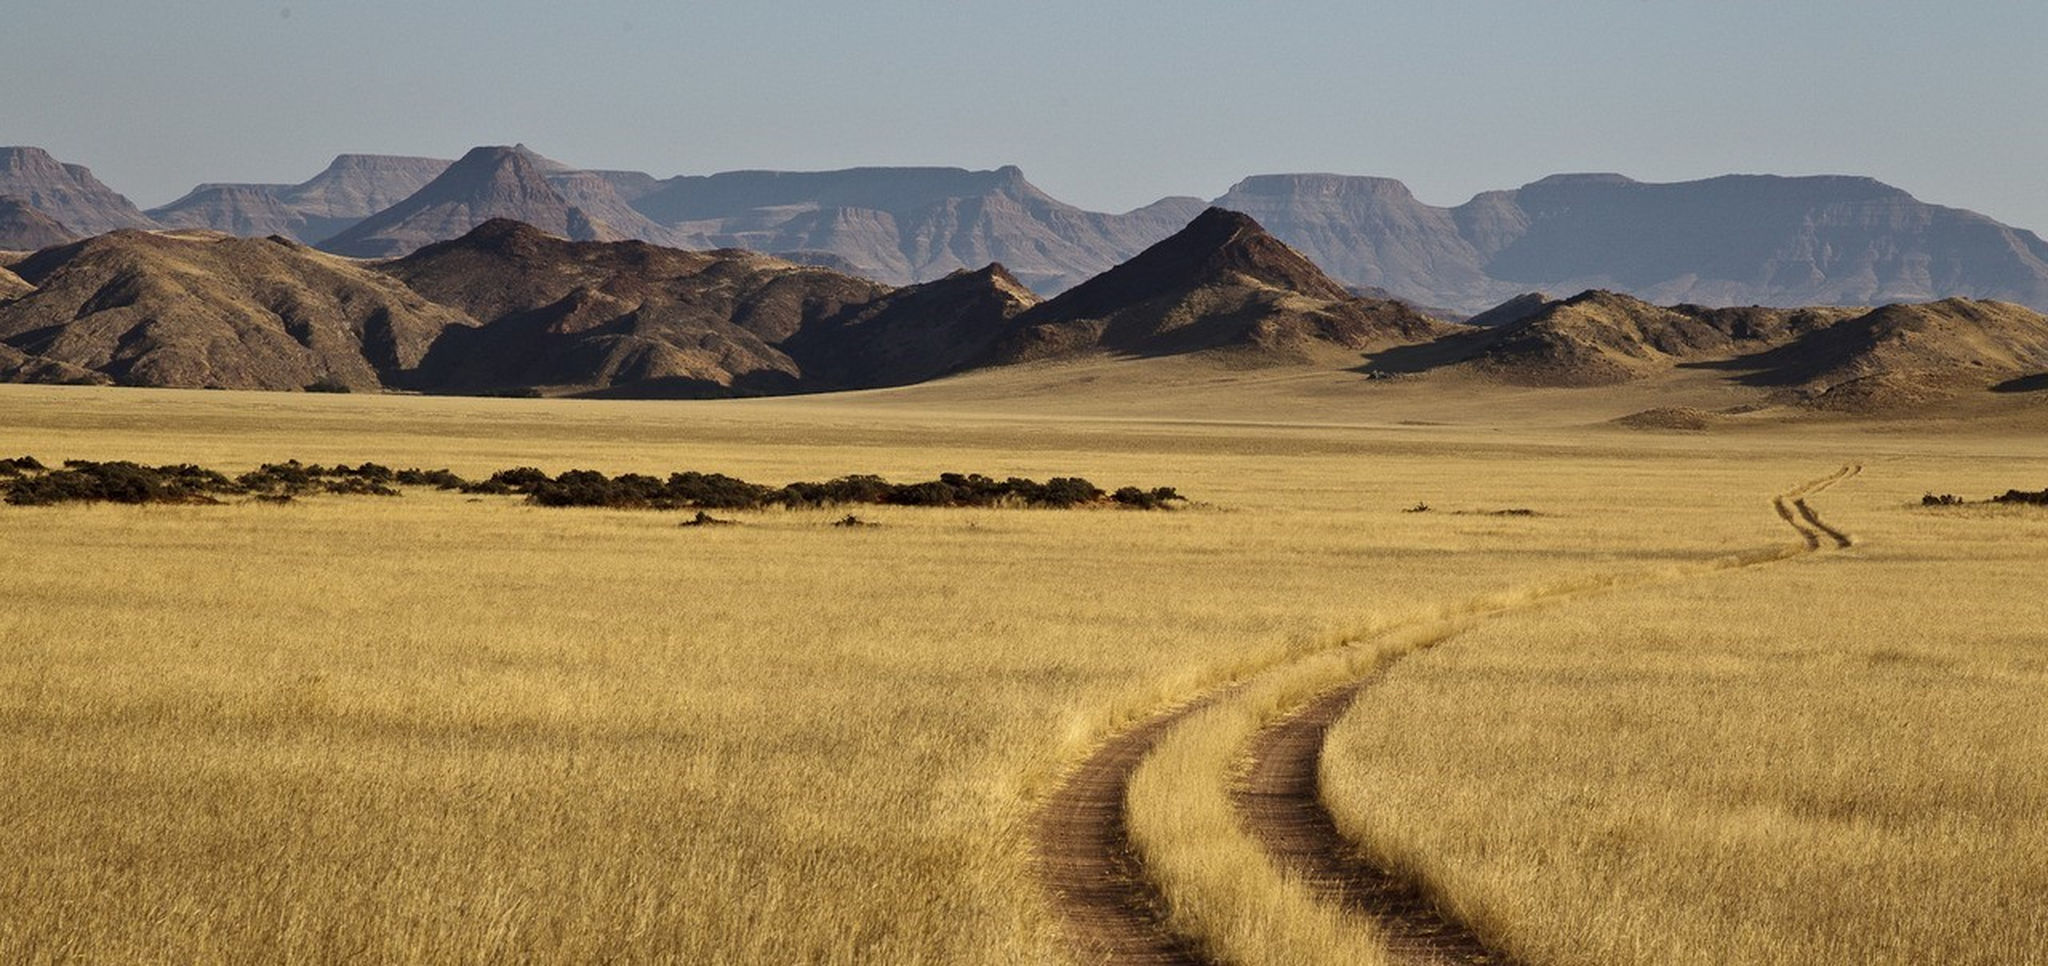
xmin=318 ymin=147 xmax=593 ymax=258
xmin=632 ymin=164 xmax=1205 ymax=292
xmin=0 ymin=147 xmax=158 ymax=235
xmin=987 ymin=207 xmax=1450 ymax=364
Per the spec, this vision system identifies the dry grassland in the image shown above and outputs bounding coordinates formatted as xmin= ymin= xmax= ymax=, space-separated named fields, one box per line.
xmin=1320 ymin=460 xmax=2048 ymax=966
xmin=0 ymin=369 xmax=2041 ymax=964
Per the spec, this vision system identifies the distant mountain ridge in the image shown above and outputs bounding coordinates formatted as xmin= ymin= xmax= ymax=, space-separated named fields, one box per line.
xmin=11 ymin=142 xmax=2048 ymax=316
xmin=1 ymin=209 xmax=2043 ymax=414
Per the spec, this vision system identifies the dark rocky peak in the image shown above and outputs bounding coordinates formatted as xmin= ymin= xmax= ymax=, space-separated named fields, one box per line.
xmin=1039 ymin=207 xmax=1353 ymax=321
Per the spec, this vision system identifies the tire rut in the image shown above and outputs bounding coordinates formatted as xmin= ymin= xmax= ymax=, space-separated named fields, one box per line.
xmin=1036 ymin=466 xmax=1860 ymax=965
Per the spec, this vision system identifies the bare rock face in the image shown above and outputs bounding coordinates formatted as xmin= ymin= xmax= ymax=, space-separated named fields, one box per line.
xmin=632 ymin=165 xmax=1205 ymax=293
xmin=0 ymin=230 xmax=477 ymax=390
xmin=380 ymin=219 xmax=891 ymax=395
xmin=0 ymin=196 xmax=78 ymax=250
xmin=0 ymin=148 xmax=158 ymax=235
xmin=319 ymin=147 xmax=633 ymax=258
xmin=988 ymin=207 xmax=1451 ymax=364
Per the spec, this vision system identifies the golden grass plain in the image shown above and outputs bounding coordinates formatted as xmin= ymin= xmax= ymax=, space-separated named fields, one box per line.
xmin=0 ymin=362 xmax=2042 ymax=964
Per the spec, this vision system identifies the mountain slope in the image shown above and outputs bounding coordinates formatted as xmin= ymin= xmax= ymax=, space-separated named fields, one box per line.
xmin=0 ymin=231 xmax=476 ymax=390
xmin=633 ymin=165 xmax=1205 ymax=292
xmin=148 ymin=184 xmax=307 ymax=239
xmin=0 ymin=265 xmax=33 ymax=300
xmin=0 ymin=148 xmax=158 ymax=235
xmin=1451 ymin=290 xmax=1855 ymax=386
xmin=379 ymin=219 xmax=889 ymax=395
xmin=782 ymin=264 xmax=1041 ymax=388
xmin=1230 ymin=171 xmax=2048 ymax=313
xmin=148 ymin=154 xmax=456 ymax=245
xmin=0 ymin=196 xmax=77 ymax=250
xmin=320 ymin=147 xmax=631 ymax=258
xmin=1732 ymin=298 xmax=2048 ymax=409
xmin=989 ymin=207 xmax=1450 ymax=364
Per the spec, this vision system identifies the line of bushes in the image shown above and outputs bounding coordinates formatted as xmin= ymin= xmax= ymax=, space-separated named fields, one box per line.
xmin=1922 ymin=488 xmax=2048 ymax=508
xmin=2 ymin=457 xmax=1187 ymax=511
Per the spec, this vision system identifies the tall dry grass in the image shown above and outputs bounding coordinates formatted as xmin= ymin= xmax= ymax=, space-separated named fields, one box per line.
xmin=1320 ymin=461 xmax=2048 ymax=965
xmin=1 ymin=381 xmax=2041 ymax=963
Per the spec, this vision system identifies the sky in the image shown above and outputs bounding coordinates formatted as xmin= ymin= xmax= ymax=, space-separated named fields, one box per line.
xmin=8 ymin=0 xmax=2048 ymax=230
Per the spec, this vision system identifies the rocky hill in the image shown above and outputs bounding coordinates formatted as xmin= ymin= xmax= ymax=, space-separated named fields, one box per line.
xmin=783 ymin=264 xmax=1042 ymax=388
xmin=0 ymin=230 xmax=476 ymax=390
xmin=0 ymin=196 xmax=77 ymax=250
xmin=1448 ymin=290 xmax=1855 ymax=386
xmin=989 ymin=208 xmax=1450 ymax=364
xmin=1730 ymin=298 xmax=2048 ymax=409
xmin=377 ymin=219 xmax=890 ymax=395
xmin=0 ymin=148 xmax=158 ymax=235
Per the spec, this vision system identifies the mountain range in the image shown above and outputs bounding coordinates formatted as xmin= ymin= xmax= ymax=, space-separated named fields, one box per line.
xmin=3 ymin=204 xmax=2044 ymax=414
xmin=10 ymin=144 xmax=2048 ymax=315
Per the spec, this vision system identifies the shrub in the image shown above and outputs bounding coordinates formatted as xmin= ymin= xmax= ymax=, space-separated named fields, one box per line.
xmin=1992 ymin=488 xmax=2048 ymax=506
xmin=396 ymin=468 xmax=468 ymax=489
xmin=666 ymin=471 xmax=770 ymax=509
xmin=6 ymin=460 xmax=232 ymax=505
xmin=1922 ymin=493 xmax=1964 ymax=507
xmin=0 ymin=455 xmax=44 ymax=477
xmin=462 ymin=467 xmax=550 ymax=495
xmin=1113 ymin=486 xmax=1186 ymax=510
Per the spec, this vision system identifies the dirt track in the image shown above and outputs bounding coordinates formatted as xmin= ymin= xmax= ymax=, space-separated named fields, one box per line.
xmin=1035 ymin=467 xmax=1860 ymax=965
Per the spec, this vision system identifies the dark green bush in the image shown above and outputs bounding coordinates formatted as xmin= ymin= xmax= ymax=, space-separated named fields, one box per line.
xmin=396 ymin=468 xmax=468 ymax=489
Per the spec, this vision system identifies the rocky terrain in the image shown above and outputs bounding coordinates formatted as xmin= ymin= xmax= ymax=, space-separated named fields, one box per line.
xmin=1405 ymin=288 xmax=2048 ymax=410
xmin=318 ymin=147 xmax=672 ymax=258
xmin=0 ymin=230 xmax=475 ymax=391
xmin=150 ymin=154 xmax=455 ymax=245
xmin=0 ymin=196 xmax=77 ymax=250
xmin=380 ymin=219 xmax=886 ymax=394
xmin=2 ymin=204 xmax=2043 ymax=412
xmin=989 ymin=208 xmax=1449 ymax=364
xmin=0 ymin=148 xmax=158 ymax=235
xmin=634 ymin=165 xmax=1206 ymax=292
xmin=15 ymin=144 xmax=2048 ymax=315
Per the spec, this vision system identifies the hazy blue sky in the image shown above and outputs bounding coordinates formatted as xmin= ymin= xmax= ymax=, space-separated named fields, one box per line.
xmin=9 ymin=0 xmax=2047 ymax=229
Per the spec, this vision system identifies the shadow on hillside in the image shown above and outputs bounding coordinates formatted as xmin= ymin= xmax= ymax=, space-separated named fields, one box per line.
xmin=1992 ymin=372 xmax=2048 ymax=394
xmin=1350 ymin=328 xmax=1495 ymax=376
